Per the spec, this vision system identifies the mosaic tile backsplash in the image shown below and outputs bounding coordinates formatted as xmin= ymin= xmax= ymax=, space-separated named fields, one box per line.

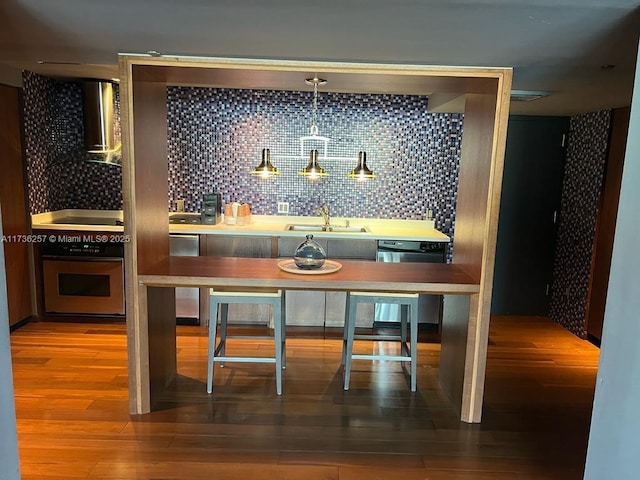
xmin=167 ymin=87 xmax=463 ymax=246
xmin=24 ymin=74 xmax=462 ymax=254
xmin=23 ymin=71 xmax=122 ymax=213
xmin=549 ymin=110 xmax=611 ymax=338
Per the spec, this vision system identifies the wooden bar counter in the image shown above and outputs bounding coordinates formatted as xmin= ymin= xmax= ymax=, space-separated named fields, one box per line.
xmin=139 ymin=256 xmax=480 ymax=293
xmin=134 ymin=256 xmax=480 ymax=421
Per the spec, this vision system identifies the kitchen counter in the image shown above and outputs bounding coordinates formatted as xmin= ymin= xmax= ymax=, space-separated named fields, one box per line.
xmin=32 ymin=210 xmax=450 ymax=242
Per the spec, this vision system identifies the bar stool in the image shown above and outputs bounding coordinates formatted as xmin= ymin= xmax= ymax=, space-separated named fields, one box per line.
xmin=207 ymin=289 xmax=286 ymax=395
xmin=342 ymin=291 xmax=420 ymax=392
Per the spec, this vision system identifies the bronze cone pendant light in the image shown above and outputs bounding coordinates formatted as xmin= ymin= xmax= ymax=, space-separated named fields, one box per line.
xmin=251 ymin=148 xmax=280 ymax=177
xmin=348 ymin=151 xmax=375 ymax=180
xmin=252 ymin=77 xmax=375 ymax=180
xmin=298 ymin=149 xmax=328 ymax=180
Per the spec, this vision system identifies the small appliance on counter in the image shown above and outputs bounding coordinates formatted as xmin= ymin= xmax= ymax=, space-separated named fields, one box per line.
xmin=169 ymin=213 xmax=202 ymax=224
xmin=224 ymin=202 xmax=252 ymax=225
xmin=202 ymin=193 xmax=222 ymax=225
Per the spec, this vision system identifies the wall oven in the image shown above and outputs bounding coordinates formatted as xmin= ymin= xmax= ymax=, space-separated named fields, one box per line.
xmin=41 ymin=240 xmax=125 ymax=316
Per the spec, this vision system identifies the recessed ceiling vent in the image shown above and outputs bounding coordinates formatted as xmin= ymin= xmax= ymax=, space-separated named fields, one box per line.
xmin=510 ymin=90 xmax=551 ymax=102
xmin=82 ymin=80 xmax=115 ymax=153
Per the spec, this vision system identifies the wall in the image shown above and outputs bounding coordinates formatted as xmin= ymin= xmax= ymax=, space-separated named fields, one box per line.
xmin=549 ymin=110 xmax=611 ymax=337
xmin=22 ymin=71 xmax=122 ymax=214
xmin=584 ymin=39 xmax=640 ymax=480
xmin=167 ymin=87 xmax=462 ymax=234
xmin=167 ymin=87 xmax=463 ymax=245
xmin=0 ymin=208 xmax=21 ymax=480
xmin=24 ymin=73 xmax=464 ymax=251
xmin=0 ymin=65 xmax=22 ymax=88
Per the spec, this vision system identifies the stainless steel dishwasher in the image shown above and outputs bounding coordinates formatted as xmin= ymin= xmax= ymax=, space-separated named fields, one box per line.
xmin=375 ymin=240 xmax=446 ymax=326
xmin=169 ymin=234 xmax=200 ymax=324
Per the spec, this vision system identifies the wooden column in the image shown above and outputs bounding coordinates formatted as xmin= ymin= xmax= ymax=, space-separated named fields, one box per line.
xmin=121 ymin=59 xmax=175 ymax=413
xmin=442 ymin=79 xmax=511 ymax=422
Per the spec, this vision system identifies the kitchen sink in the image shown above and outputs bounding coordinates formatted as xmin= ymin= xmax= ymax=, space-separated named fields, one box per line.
xmin=284 ymin=224 xmax=370 ymax=233
xmin=326 ymin=226 xmax=370 ymax=233
xmin=285 ymin=224 xmax=325 ymax=231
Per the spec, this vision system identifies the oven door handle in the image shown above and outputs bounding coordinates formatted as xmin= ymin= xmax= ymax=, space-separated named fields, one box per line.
xmin=42 ymin=256 xmax=123 ymax=262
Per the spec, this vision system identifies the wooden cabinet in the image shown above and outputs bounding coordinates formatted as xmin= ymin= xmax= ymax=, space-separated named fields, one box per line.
xmin=326 ymin=239 xmax=376 ymax=260
xmin=325 ymin=239 xmax=377 ymax=327
xmin=0 ymin=84 xmax=33 ymax=326
xmin=204 ymin=235 xmax=274 ymax=259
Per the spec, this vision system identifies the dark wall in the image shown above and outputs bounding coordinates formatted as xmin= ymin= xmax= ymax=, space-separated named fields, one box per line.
xmin=492 ymin=116 xmax=569 ymax=316
xmin=492 ymin=111 xmax=613 ymax=338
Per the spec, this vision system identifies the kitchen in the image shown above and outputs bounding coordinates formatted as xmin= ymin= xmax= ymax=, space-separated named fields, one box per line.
xmin=0 ymin=56 xmax=507 ymax=428
xmin=0 ymin=62 xmax=628 ymax=476
xmin=24 ymin=69 xmax=459 ymax=327
xmin=7 ymin=54 xmax=618 ymax=416
xmin=0 ymin=5 xmax=637 ymax=478
xmin=3 ymin=52 xmax=626 ymax=409
xmin=16 ymin=66 xmax=622 ymax=343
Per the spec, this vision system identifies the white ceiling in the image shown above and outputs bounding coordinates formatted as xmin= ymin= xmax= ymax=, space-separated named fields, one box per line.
xmin=1 ymin=0 xmax=639 ymax=115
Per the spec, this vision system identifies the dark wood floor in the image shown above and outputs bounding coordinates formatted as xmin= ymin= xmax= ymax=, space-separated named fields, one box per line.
xmin=10 ymin=316 xmax=599 ymax=479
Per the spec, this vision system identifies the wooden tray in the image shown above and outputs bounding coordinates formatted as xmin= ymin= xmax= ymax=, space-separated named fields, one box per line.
xmin=277 ymin=259 xmax=342 ymax=275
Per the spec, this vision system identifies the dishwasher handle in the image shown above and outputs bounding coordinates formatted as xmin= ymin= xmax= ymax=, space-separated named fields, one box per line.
xmin=377 ymin=240 xmax=446 ymax=254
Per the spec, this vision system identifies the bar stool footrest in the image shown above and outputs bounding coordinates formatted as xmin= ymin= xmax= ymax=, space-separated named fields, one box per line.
xmin=353 ymin=334 xmax=403 ymax=341
xmin=351 ymin=354 xmax=411 ymax=362
xmin=212 ymin=357 xmax=277 ymax=364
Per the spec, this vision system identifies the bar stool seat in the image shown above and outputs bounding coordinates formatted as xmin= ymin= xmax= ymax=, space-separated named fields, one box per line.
xmin=343 ymin=291 xmax=419 ymax=392
xmin=207 ymin=289 xmax=286 ymax=395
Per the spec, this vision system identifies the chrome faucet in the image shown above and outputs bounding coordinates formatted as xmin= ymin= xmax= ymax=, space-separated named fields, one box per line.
xmin=317 ymin=204 xmax=331 ymax=229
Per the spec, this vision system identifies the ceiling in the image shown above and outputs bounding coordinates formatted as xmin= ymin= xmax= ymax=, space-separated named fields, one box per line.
xmin=1 ymin=0 xmax=639 ymax=115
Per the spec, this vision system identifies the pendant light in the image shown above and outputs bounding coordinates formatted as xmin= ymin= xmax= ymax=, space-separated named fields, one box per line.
xmin=299 ymin=149 xmax=328 ymax=180
xmin=348 ymin=151 xmax=375 ymax=180
xmin=298 ymin=77 xmax=329 ymax=179
xmin=252 ymin=76 xmax=373 ymax=180
xmin=251 ymin=148 xmax=280 ymax=178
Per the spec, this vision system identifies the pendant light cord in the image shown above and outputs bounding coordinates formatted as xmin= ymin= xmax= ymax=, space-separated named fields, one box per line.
xmin=311 ymin=80 xmax=319 ymax=136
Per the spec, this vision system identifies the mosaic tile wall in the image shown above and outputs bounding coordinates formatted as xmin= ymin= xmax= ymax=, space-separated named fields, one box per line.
xmin=22 ymin=74 xmax=462 ymax=256
xmin=549 ymin=110 xmax=611 ymax=337
xmin=22 ymin=71 xmax=122 ymax=214
xmin=167 ymin=87 xmax=463 ymax=251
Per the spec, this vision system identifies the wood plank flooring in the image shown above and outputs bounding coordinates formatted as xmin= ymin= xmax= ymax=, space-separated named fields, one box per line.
xmin=10 ymin=316 xmax=599 ymax=479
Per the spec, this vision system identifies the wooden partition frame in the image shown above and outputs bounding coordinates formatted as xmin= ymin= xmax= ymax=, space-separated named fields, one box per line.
xmin=444 ymin=88 xmax=512 ymax=422
xmin=120 ymin=60 xmax=176 ymax=413
xmin=119 ymin=55 xmax=512 ymax=421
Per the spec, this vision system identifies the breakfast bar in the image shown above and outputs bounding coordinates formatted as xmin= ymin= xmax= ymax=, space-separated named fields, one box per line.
xmin=135 ymin=256 xmax=481 ymax=421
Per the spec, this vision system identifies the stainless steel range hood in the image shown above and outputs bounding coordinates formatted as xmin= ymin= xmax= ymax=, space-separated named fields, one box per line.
xmin=82 ymin=80 xmax=115 ymax=153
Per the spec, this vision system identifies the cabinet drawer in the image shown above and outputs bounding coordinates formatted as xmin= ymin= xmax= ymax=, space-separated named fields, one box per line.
xmin=326 ymin=239 xmax=377 ymax=260
xmin=205 ymin=235 xmax=274 ymax=258
xmin=277 ymin=236 xmax=328 ymax=258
